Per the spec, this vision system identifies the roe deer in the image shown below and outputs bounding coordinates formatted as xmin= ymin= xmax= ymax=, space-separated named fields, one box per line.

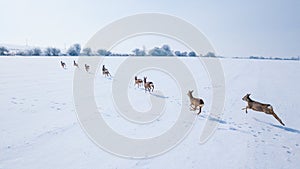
xmin=187 ymin=90 xmax=204 ymax=115
xmin=134 ymin=76 xmax=143 ymax=88
xmin=73 ymin=60 xmax=79 ymax=68
xmin=143 ymin=77 xmax=154 ymax=93
xmin=102 ymin=65 xmax=111 ymax=77
xmin=242 ymin=94 xmax=285 ymax=126
xmin=85 ymin=64 xmax=90 ymax=72
xmin=60 ymin=61 xmax=66 ymax=69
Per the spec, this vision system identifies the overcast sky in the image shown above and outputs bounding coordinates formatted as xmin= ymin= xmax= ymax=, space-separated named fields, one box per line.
xmin=0 ymin=0 xmax=299 ymax=57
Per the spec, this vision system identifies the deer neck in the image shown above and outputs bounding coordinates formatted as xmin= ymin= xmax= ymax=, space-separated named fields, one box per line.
xmin=188 ymin=94 xmax=194 ymax=101
xmin=246 ymin=97 xmax=254 ymax=103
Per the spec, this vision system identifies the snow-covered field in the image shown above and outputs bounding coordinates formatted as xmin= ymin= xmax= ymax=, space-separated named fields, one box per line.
xmin=0 ymin=57 xmax=299 ymax=169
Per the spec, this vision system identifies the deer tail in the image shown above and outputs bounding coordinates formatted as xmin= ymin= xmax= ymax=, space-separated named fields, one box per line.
xmin=267 ymin=105 xmax=273 ymax=110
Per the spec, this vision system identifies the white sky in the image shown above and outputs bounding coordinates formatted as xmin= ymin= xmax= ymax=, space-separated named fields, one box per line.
xmin=0 ymin=0 xmax=299 ymax=57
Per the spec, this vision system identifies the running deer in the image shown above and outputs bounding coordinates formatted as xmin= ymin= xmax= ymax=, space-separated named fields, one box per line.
xmin=102 ymin=65 xmax=111 ymax=77
xmin=242 ymin=94 xmax=285 ymax=126
xmin=73 ymin=60 xmax=79 ymax=68
xmin=60 ymin=61 xmax=66 ymax=69
xmin=85 ymin=64 xmax=90 ymax=72
xmin=143 ymin=77 xmax=154 ymax=93
xmin=134 ymin=76 xmax=143 ymax=88
xmin=187 ymin=90 xmax=204 ymax=115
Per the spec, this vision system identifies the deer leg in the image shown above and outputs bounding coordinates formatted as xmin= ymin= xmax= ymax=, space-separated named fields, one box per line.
xmin=270 ymin=112 xmax=285 ymax=126
xmin=189 ymin=104 xmax=194 ymax=111
xmin=197 ymin=106 xmax=202 ymax=115
xmin=192 ymin=105 xmax=197 ymax=111
xmin=242 ymin=106 xmax=249 ymax=113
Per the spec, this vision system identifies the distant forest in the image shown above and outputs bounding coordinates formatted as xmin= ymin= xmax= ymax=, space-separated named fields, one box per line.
xmin=0 ymin=44 xmax=200 ymax=57
xmin=0 ymin=43 xmax=299 ymax=61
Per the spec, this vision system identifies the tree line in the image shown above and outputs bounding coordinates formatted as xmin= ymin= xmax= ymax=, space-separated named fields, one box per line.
xmin=0 ymin=44 xmax=210 ymax=57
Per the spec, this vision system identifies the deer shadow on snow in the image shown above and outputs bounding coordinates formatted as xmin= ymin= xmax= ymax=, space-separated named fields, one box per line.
xmin=253 ymin=117 xmax=300 ymax=134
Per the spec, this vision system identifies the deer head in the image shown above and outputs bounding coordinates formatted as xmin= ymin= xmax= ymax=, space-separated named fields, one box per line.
xmin=242 ymin=94 xmax=251 ymax=101
xmin=187 ymin=90 xmax=194 ymax=97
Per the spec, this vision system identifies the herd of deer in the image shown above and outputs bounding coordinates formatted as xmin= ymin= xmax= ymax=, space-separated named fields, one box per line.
xmin=60 ymin=60 xmax=111 ymax=77
xmin=60 ymin=60 xmax=285 ymax=126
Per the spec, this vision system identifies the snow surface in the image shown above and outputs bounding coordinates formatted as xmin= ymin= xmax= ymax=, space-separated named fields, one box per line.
xmin=0 ymin=57 xmax=299 ymax=169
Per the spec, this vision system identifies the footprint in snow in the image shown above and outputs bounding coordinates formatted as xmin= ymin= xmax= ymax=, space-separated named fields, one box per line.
xmin=282 ymin=145 xmax=289 ymax=149
xmin=11 ymin=101 xmax=18 ymax=104
xmin=229 ymin=127 xmax=237 ymax=131
xmin=274 ymin=133 xmax=280 ymax=137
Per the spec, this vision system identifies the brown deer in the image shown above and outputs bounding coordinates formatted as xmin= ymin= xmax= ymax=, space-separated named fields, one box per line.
xmin=187 ymin=90 xmax=204 ymax=115
xmin=73 ymin=60 xmax=79 ymax=68
xmin=103 ymin=70 xmax=111 ymax=77
xmin=242 ymin=94 xmax=285 ymax=126
xmin=143 ymin=77 xmax=154 ymax=93
xmin=102 ymin=65 xmax=111 ymax=77
xmin=102 ymin=65 xmax=107 ymax=74
xmin=134 ymin=76 xmax=143 ymax=88
xmin=85 ymin=64 xmax=90 ymax=72
xmin=60 ymin=61 xmax=66 ymax=69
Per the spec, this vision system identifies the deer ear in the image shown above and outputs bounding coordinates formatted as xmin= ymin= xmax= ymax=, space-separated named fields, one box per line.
xmin=191 ymin=90 xmax=194 ymax=92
